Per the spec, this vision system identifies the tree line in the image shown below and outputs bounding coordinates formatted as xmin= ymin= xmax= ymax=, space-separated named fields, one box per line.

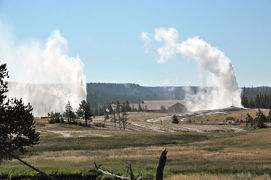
xmin=242 ymin=94 xmax=271 ymax=108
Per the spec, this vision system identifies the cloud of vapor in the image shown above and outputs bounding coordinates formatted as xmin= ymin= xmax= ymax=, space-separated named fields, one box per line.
xmin=0 ymin=22 xmax=86 ymax=116
xmin=142 ymin=28 xmax=242 ymax=111
xmin=141 ymin=32 xmax=151 ymax=53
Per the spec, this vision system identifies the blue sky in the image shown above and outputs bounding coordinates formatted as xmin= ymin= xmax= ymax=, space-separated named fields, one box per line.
xmin=0 ymin=0 xmax=270 ymax=87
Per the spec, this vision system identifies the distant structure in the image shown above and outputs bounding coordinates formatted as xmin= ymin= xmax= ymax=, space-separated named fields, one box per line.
xmin=109 ymin=100 xmax=187 ymax=113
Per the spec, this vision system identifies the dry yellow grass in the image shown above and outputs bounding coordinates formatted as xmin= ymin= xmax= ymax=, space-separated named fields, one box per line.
xmin=127 ymin=112 xmax=172 ymax=122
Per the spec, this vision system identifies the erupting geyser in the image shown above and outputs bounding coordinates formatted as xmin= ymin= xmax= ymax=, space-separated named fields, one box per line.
xmin=0 ymin=22 xmax=86 ymax=116
xmin=141 ymin=28 xmax=242 ymax=111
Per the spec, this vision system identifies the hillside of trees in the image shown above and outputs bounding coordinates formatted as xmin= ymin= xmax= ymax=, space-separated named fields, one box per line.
xmin=86 ymin=83 xmax=203 ymax=110
xmin=241 ymin=87 xmax=271 ymax=108
xmin=86 ymin=83 xmax=165 ymax=110
xmin=88 ymin=83 xmax=271 ymax=111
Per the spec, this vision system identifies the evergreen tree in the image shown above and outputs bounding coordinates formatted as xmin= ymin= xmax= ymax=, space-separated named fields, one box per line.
xmin=245 ymin=113 xmax=253 ymax=127
xmin=0 ymin=64 xmax=47 ymax=177
xmin=64 ymin=101 xmax=75 ymax=123
xmin=77 ymin=100 xmax=92 ymax=126
xmin=255 ymin=109 xmax=266 ymax=128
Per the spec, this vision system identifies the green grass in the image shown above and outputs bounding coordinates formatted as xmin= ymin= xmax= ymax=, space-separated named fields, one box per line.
xmin=34 ymin=131 xmax=210 ymax=152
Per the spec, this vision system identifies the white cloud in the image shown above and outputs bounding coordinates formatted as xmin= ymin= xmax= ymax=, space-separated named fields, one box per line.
xmin=141 ymin=32 xmax=151 ymax=53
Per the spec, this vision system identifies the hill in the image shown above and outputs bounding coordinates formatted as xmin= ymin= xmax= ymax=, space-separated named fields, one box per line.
xmin=87 ymin=83 xmax=271 ymax=109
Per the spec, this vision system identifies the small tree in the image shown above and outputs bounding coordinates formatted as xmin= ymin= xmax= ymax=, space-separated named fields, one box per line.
xmin=77 ymin=100 xmax=92 ymax=126
xmin=246 ymin=113 xmax=253 ymax=127
xmin=48 ymin=112 xmax=61 ymax=124
xmin=255 ymin=109 xmax=266 ymax=128
xmin=121 ymin=105 xmax=128 ymax=130
xmin=64 ymin=101 xmax=75 ymax=123
xmin=172 ymin=115 xmax=179 ymax=124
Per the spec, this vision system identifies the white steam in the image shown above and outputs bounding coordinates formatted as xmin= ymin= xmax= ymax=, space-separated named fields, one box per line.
xmin=141 ymin=28 xmax=242 ymax=111
xmin=0 ymin=22 xmax=86 ymax=116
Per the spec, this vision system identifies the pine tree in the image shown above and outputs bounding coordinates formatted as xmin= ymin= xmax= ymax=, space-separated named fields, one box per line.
xmin=64 ymin=101 xmax=75 ymax=123
xmin=255 ymin=109 xmax=266 ymax=128
xmin=77 ymin=100 xmax=92 ymax=126
xmin=0 ymin=64 xmax=51 ymax=178
xmin=245 ymin=113 xmax=253 ymax=127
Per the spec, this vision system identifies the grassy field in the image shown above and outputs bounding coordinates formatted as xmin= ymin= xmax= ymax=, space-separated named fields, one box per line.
xmin=2 ymin=110 xmax=271 ymax=179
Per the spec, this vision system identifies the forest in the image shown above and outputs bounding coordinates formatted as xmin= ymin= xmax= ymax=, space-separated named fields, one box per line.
xmin=87 ymin=83 xmax=271 ymax=110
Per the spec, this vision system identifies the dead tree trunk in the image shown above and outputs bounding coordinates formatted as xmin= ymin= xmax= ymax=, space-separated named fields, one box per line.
xmin=127 ymin=164 xmax=135 ymax=180
xmin=156 ymin=148 xmax=168 ymax=180
xmin=11 ymin=154 xmax=56 ymax=180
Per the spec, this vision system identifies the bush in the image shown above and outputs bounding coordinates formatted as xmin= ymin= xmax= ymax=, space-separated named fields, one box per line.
xmin=172 ymin=115 xmax=179 ymax=124
xmin=48 ymin=112 xmax=62 ymax=124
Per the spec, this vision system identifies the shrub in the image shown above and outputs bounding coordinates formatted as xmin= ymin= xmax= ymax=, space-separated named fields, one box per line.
xmin=48 ymin=112 xmax=62 ymax=124
xmin=172 ymin=115 xmax=179 ymax=124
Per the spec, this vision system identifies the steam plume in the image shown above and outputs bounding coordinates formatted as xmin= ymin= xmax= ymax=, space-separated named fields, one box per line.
xmin=0 ymin=22 xmax=86 ymax=116
xmin=141 ymin=28 xmax=242 ymax=111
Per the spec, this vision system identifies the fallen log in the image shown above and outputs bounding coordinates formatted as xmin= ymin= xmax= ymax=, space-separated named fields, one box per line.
xmin=94 ymin=161 xmax=130 ymax=180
